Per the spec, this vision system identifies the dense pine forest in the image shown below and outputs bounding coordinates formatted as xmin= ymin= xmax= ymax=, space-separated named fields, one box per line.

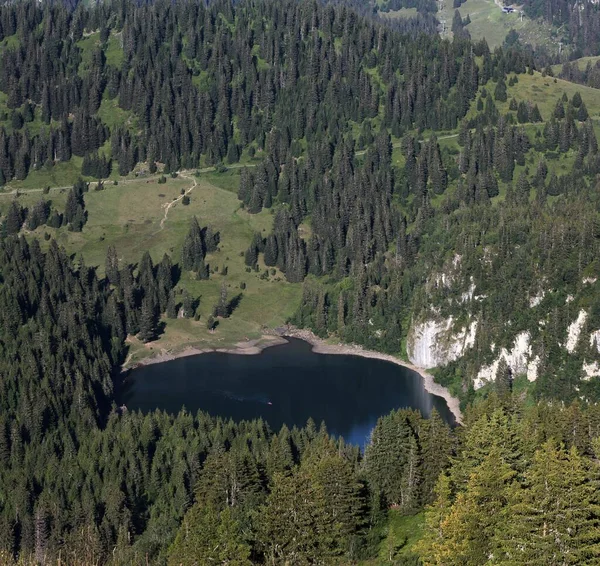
xmin=0 ymin=0 xmax=600 ymax=563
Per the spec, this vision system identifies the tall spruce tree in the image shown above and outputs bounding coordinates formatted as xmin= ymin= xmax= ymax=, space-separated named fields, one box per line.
xmin=495 ymin=441 xmax=600 ymax=564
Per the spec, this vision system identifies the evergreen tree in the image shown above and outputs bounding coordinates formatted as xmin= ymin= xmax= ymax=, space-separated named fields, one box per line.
xmin=495 ymin=358 xmax=512 ymax=398
xmin=5 ymin=202 xmax=23 ymax=235
xmin=364 ymin=410 xmax=426 ymax=511
xmin=166 ymin=290 xmax=178 ymax=319
xmin=420 ymin=410 xmax=454 ymax=504
xmin=258 ymin=451 xmax=364 ymax=564
xmin=494 ymin=79 xmax=507 ymax=102
xmin=420 ymin=448 xmax=515 ymax=566
xmin=495 ymin=441 xmax=600 ymax=564
xmin=168 ymin=504 xmax=252 ymax=566
xmin=415 ymin=473 xmax=453 ymax=566
xmin=64 ymin=182 xmax=87 ymax=232
xmin=105 ymin=245 xmax=120 ymax=286
xmin=138 ymin=297 xmax=158 ymax=342
xmin=213 ymin=282 xmax=230 ymax=318
xmin=181 ymin=290 xmax=195 ymax=319
xmin=182 ymin=216 xmax=205 ymax=272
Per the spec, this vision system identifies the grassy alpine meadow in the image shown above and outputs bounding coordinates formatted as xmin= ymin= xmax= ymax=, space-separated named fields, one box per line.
xmin=77 ymin=32 xmax=124 ymax=73
xmin=440 ymin=0 xmax=555 ymax=49
xmin=379 ymin=7 xmax=418 ymax=19
xmin=551 ymin=55 xmax=600 ymax=75
xmin=0 ymin=168 xmax=302 ymax=362
xmin=467 ymin=71 xmax=600 ymax=122
xmin=4 ymin=158 xmax=87 ymax=190
xmin=502 ymin=71 xmax=600 ymax=120
xmin=86 ymin=172 xmax=301 ymax=362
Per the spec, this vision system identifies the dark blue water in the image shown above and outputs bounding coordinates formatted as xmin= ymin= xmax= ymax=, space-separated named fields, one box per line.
xmin=122 ymin=338 xmax=454 ymax=446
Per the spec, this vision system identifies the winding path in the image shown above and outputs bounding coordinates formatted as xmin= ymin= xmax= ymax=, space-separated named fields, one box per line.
xmin=157 ymin=171 xmax=197 ymax=232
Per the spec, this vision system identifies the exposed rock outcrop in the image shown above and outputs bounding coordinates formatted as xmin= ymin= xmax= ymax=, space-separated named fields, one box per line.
xmin=529 ymin=291 xmax=544 ymax=308
xmin=590 ymin=329 xmax=600 ymax=353
xmin=474 ymin=332 xmax=538 ymax=389
xmin=566 ymin=310 xmax=588 ymax=353
xmin=583 ymin=361 xmax=600 ymax=380
xmin=407 ymin=317 xmax=477 ymax=369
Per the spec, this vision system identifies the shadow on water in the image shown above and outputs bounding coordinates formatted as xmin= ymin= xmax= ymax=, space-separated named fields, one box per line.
xmin=120 ymin=338 xmax=455 ymax=447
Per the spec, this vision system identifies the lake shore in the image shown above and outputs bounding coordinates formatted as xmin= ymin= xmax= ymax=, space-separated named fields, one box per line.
xmin=123 ymin=328 xmax=462 ymax=424
xmin=277 ymin=327 xmax=463 ymax=424
xmin=123 ymin=334 xmax=289 ymax=369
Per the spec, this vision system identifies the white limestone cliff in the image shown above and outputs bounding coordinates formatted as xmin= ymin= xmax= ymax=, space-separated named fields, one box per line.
xmin=566 ymin=310 xmax=588 ymax=353
xmin=474 ymin=332 xmax=537 ymax=389
xmin=407 ymin=317 xmax=477 ymax=369
xmin=583 ymin=361 xmax=600 ymax=380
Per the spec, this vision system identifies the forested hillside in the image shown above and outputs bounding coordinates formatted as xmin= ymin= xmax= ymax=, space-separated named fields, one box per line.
xmin=524 ymin=0 xmax=600 ymax=57
xmin=1 ymin=0 xmax=600 ymax=563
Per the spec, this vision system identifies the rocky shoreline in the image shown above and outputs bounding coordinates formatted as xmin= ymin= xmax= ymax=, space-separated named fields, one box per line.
xmin=122 ymin=328 xmax=463 ymax=424
xmin=277 ymin=326 xmax=463 ymax=424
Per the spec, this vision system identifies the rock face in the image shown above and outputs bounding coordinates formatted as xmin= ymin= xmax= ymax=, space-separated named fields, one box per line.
xmin=583 ymin=329 xmax=600 ymax=380
xmin=529 ymin=292 xmax=544 ymax=308
xmin=590 ymin=330 xmax=600 ymax=352
xmin=527 ymin=356 xmax=540 ymax=382
xmin=410 ymin=264 xmax=600 ymax=388
xmin=566 ymin=310 xmax=588 ymax=353
xmin=474 ymin=332 xmax=538 ymax=389
xmin=583 ymin=361 xmax=600 ymax=380
xmin=407 ymin=317 xmax=477 ymax=369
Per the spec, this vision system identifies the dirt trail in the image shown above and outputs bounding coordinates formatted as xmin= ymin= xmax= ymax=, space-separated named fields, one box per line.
xmin=157 ymin=172 xmax=197 ymax=231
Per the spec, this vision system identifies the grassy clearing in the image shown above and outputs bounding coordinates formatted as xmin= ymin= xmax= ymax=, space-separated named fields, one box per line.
xmin=469 ymin=72 xmax=600 ymax=122
xmin=379 ymin=511 xmax=425 ymax=562
xmin=5 ymin=158 xmax=85 ymax=191
xmin=105 ymin=34 xmax=124 ymax=67
xmin=251 ymin=44 xmax=270 ymax=70
xmin=0 ymin=187 xmax=70 ymax=220
xmin=552 ymin=55 xmax=600 ymax=75
xmin=6 ymin=172 xmax=301 ymax=362
xmin=0 ymin=91 xmax=51 ymax=138
xmin=77 ymin=32 xmax=101 ymax=73
xmin=97 ymin=95 xmax=137 ymax=133
xmin=441 ymin=0 xmax=555 ymax=49
xmin=504 ymin=72 xmax=600 ymax=120
xmin=77 ymin=32 xmax=124 ymax=73
xmin=202 ymin=168 xmax=242 ymax=193
xmin=0 ymin=35 xmax=19 ymax=49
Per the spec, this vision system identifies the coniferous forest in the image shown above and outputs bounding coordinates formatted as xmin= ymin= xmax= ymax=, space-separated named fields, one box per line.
xmin=1 ymin=0 xmax=600 ymax=563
